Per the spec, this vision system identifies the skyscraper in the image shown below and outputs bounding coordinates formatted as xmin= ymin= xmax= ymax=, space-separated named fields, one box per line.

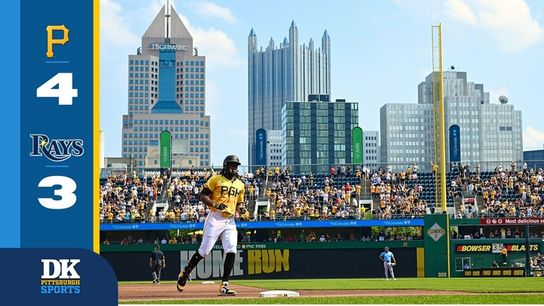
xmin=381 ymin=71 xmax=522 ymax=171
xmin=363 ymin=130 xmax=380 ymax=170
xmin=282 ymin=98 xmax=358 ymax=174
xmin=248 ymin=21 xmax=331 ymax=167
xmin=122 ymin=4 xmax=210 ymax=170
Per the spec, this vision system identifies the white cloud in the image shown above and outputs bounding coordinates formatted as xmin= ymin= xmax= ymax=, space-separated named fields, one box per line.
xmin=396 ymin=0 xmax=544 ymax=52
xmin=523 ymin=127 xmax=544 ymax=149
xmin=177 ymin=14 xmax=242 ymax=68
xmin=195 ymin=1 xmax=238 ymax=24
xmin=446 ymin=0 xmax=543 ymax=52
xmin=100 ymin=0 xmax=139 ymax=46
xmin=192 ymin=27 xmax=241 ymax=67
xmin=445 ymin=0 xmax=477 ymax=25
xmin=476 ymin=0 xmax=543 ymax=52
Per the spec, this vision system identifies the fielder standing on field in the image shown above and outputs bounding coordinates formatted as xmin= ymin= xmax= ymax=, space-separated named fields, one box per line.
xmin=150 ymin=244 xmax=165 ymax=284
xmin=177 ymin=155 xmax=246 ymax=296
xmin=379 ymin=246 xmax=397 ymax=280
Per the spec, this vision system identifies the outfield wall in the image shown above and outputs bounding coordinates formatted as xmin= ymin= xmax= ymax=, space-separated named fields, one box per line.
xmin=101 ymin=217 xmax=544 ymax=280
xmin=449 ymin=239 xmax=542 ymax=277
xmin=102 ymin=241 xmax=423 ymax=281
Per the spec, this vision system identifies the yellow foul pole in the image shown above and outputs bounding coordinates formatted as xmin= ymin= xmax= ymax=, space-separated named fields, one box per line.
xmin=432 ymin=24 xmax=447 ymax=213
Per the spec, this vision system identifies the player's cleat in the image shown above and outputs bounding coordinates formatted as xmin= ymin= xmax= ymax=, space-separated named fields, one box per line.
xmin=219 ymin=282 xmax=237 ymax=296
xmin=177 ymin=271 xmax=189 ymax=292
xmin=152 ymin=279 xmax=157 ymax=284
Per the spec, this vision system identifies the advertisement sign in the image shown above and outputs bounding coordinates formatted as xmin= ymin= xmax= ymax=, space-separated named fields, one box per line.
xmin=481 ymin=218 xmax=544 ymax=225
xmin=256 ymin=128 xmax=267 ymax=166
xmin=455 ymin=244 xmax=540 ymax=253
xmin=352 ymin=127 xmax=363 ymax=164
xmin=103 ymin=247 xmax=419 ymax=281
xmin=160 ymin=130 xmax=172 ymax=168
xmin=463 ymin=268 xmax=525 ymax=277
xmin=449 ymin=125 xmax=461 ymax=162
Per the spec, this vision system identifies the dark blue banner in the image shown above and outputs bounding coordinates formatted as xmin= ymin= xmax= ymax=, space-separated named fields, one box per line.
xmin=0 ymin=249 xmax=116 ymax=306
xmin=101 ymin=219 xmax=424 ymax=231
xmin=20 ymin=0 xmax=95 ymax=249
xmin=255 ymin=128 xmax=267 ymax=165
xmin=449 ymin=124 xmax=461 ymax=162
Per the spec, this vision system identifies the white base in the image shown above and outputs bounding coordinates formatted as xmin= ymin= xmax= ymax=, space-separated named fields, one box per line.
xmin=201 ymin=281 xmax=216 ymax=284
xmin=260 ymin=290 xmax=300 ymax=298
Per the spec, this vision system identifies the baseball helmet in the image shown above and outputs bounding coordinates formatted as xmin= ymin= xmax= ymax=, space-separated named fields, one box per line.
xmin=223 ymin=155 xmax=241 ymax=167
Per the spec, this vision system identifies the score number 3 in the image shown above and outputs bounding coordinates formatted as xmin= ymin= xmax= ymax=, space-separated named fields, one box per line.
xmin=38 ymin=176 xmax=77 ymax=210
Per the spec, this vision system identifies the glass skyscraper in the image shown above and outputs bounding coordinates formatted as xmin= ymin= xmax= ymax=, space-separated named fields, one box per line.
xmin=248 ymin=21 xmax=331 ymax=167
xmin=122 ymin=4 xmax=210 ymax=170
xmin=282 ymin=99 xmax=358 ymax=174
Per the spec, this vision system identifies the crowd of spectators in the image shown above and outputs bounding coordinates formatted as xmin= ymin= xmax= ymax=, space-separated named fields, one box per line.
xmin=368 ymin=164 xmax=428 ymax=219
xmin=99 ymin=172 xmax=164 ymax=223
xmin=260 ymin=171 xmax=362 ymax=221
xmin=448 ymin=162 xmax=544 ymax=219
xmin=100 ymin=168 xmax=264 ymax=224
xmin=100 ymin=162 xmax=544 ymax=223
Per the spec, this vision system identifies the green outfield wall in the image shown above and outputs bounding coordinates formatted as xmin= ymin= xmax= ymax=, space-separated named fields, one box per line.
xmin=101 ymin=217 xmax=544 ymax=280
xmin=101 ymin=241 xmax=424 ymax=281
xmin=449 ymin=239 xmax=542 ymax=277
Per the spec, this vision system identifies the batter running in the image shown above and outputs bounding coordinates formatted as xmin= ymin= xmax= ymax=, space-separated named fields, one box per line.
xmin=177 ymin=155 xmax=246 ymax=296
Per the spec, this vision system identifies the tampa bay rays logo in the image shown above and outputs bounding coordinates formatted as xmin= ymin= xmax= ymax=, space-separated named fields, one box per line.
xmin=30 ymin=134 xmax=84 ymax=162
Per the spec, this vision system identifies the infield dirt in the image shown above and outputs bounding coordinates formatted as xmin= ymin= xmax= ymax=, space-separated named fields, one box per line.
xmin=119 ymin=282 xmax=476 ymax=301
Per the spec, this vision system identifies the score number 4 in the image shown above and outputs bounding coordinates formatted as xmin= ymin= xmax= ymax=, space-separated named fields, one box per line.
xmin=36 ymin=72 xmax=78 ymax=105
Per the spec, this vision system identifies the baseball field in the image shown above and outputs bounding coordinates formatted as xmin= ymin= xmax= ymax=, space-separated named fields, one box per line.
xmin=119 ymin=277 xmax=544 ymax=304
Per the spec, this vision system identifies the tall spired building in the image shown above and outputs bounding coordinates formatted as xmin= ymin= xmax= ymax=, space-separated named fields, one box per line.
xmin=122 ymin=3 xmax=210 ymax=169
xmin=248 ymin=21 xmax=331 ymax=167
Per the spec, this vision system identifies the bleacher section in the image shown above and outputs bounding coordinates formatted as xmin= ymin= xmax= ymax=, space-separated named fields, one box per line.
xmin=100 ymin=164 xmax=544 ymax=223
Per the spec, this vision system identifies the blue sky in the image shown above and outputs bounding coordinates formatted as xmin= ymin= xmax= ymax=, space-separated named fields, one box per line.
xmin=101 ymin=0 xmax=544 ymax=166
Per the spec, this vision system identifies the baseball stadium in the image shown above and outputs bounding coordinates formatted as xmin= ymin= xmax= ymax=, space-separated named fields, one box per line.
xmin=99 ymin=160 xmax=544 ymax=304
xmin=98 ymin=1 xmax=544 ymax=304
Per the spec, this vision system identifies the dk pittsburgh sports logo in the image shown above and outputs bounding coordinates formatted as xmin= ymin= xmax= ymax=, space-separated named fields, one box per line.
xmin=40 ymin=259 xmax=81 ymax=294
xmin=30 ymin=134 xmax=84 ymax=162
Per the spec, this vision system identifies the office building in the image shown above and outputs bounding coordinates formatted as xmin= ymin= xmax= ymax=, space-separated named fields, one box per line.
xmin=266 ymin=130 xmax=282 ymax=167
xmin=381 ymin=71 xmax=522 ymax=171
xmin=363 ymin=130 xmax=380 ymax=170
xmin=121 ymin=3 xmax=210 ymax=169
xmin=282 ymin=98 xmax=358 ymax=174
xmin=248 ymin=21 xmax=331 ymax=167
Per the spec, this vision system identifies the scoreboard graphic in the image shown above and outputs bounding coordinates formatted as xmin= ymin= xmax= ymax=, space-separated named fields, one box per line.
xmin=1 ymin=1 xmax=117 ymax=305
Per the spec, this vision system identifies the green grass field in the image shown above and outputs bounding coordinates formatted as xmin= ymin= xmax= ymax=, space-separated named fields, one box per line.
xmin=119 ymin=277 xmax=544 ymax=304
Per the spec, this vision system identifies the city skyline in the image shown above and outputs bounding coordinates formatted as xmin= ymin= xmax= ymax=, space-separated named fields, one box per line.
xmin=101 ymin=0 xmax=544 ymax=166
xmin=248 ymin=21 xmax=331 ymax=167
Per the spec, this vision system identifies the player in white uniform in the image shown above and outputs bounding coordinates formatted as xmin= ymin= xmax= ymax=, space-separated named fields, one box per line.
xmin=177 ymin=155 xmax=246 ymax=295
xmin=379 ymin=246 xmax=397 ymax=280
